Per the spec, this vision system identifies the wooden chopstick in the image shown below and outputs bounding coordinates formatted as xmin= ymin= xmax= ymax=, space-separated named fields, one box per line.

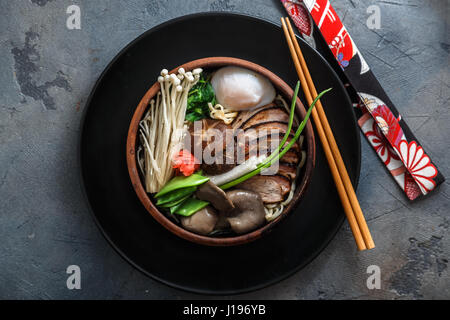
xmin=284 ymin=18 xmax=375 ymax=250
xmin=281 ymin=17 xmax=374 ymax=250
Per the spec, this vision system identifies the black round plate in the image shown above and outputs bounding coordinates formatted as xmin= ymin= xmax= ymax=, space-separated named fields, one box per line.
xmin=80 ymin=13 xmax=360 ymax=295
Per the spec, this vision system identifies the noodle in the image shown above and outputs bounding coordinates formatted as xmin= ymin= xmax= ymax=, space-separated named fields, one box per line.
xmin=208 ymin=103 xmax=239 ymax=124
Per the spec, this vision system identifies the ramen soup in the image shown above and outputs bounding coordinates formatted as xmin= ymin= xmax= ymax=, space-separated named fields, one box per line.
xmin=137 ymin=66 xmax=316 ymax=236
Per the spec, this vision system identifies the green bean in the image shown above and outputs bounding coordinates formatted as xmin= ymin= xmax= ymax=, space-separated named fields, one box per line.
xmin=159 ymin=194 xmax=191 ymax=208
xmin=170 ymin=200 xmax=185 ymax=214
xmin=155 ymin=173 xmax=209 ymax=198
xmin=156 ymin=186 xmax=197 ymax=206
xmin=173 ymin=197 xmax=209 ymax=217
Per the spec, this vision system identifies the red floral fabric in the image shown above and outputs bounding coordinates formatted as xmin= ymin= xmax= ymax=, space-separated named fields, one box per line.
xmin=364 ymin=116 xmax=400 ymax=166
xmin=281 ymin=0 xmax=443 ymax=200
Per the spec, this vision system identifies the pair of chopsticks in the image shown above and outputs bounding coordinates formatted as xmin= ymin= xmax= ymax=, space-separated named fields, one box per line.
xmin=281 ymin=17 xmax=375 ymax=251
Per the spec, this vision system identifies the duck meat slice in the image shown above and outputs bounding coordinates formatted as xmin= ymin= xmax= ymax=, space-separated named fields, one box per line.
xmin=200 ymin=158 xmax=235 ymax=176
xmin=277 ymin=164 xmax=297 ymax=181
xmin=276 ymin=175 xmax=292 ymax=195
xmin=242 ymin=107 xmax=290 ymax=130
xmin=188 ymin=119 xmax=233 ymax=151
xmin=253 ymin=133 xmax=302 ymax=150
xmin=237 ymin=122 xmax=295 ymax=143
xmin=231 ymin=103 xmax=277 ymax=130
xmin=242 ymin=136 xmax=301 ymax=157
xmin=188 ymin=119 xmax=236 ymax=175
xmin=279 ymin=150 xmax=300 ymax=165
xmin=195 ymin=181 xmax=235 ymax=213
xmin=237 ymin=175 xmax=291 ymax=204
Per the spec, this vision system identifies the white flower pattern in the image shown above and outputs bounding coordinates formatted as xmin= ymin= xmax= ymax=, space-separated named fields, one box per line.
xmin=396 ymin=140 xmax=437 ymax=194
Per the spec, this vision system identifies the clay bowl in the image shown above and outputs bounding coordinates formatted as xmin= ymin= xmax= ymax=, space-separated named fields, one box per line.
xmin=126 ymin=57 xmax=316 ymax=246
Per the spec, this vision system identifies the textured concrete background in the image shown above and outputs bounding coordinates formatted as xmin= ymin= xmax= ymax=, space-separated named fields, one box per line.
xmin=0 ymin=0 xmax=448 ymax=299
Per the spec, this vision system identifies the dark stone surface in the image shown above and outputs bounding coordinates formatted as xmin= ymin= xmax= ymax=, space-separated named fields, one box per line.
xmin=0 ymin=0 xmax=448 ymax=299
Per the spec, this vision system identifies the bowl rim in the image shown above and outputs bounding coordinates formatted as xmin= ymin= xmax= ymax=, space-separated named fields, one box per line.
xmin=126 ymin=57 xmax=316 ymax=246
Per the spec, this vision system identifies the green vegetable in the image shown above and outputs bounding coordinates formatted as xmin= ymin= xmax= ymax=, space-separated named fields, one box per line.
xmin=159 ymin=194 xmax=191 ymax=208
xmin=172 ymin=197 xmax=209 ymax=217
xmin=156 ymin=186 xmax=197 ymax=206
xmin=170 ymin=200 xmax=185 ymax=214
xmin=160 ymin=195 xmax=190 ymax=208
xmin=220 ymin=84 xmax=332 ymax=190
xmin=185 ymin=73 xmax=216 ymax=122
xmin=155 ymin=173 xmax=209 ymax=198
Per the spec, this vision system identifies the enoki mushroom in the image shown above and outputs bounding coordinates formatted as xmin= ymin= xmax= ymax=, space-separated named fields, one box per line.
xmin=138 ymin=68 xmax=202 ymax=193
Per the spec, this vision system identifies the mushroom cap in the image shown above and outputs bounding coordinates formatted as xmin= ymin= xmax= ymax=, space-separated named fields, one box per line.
xmin=180 ymin=206 xmax=219 ymax=235
xmin=195 ymin=181 xmax=235 ymax=213
xmin=226 ymin=189 xmax=266 ymax=234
